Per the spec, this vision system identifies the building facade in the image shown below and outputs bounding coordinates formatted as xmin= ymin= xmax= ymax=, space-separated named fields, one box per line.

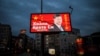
xmin=0 ymin=23 xmax=12 ymax=52
xmin=34 ymin=28 xmax=80 ymax=56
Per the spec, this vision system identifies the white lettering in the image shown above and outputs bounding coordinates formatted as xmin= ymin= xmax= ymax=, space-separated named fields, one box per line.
xmin=32 ymin=25 xmax=47 ymax=31
xmin=33 ymin=22 xmax=48 ymax=25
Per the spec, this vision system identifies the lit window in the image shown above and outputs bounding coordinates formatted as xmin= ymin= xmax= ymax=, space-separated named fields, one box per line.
xmin=46 ymin=38 xmax=49 ymax=41
xmin=45 ymin=35 xmax=49 ymax=37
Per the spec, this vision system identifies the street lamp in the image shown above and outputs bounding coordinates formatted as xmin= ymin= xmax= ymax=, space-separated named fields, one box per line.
xmin=69 ymin=6 xmax=73 ymax=15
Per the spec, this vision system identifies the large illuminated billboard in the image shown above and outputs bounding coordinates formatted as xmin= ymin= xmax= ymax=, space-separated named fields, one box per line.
xmin=30 ymin=13 xmax=72 ymax=33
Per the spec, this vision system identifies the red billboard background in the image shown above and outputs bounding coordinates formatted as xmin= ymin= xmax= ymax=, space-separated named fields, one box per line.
xmin=30 ymin=13 xmax=72 ymax=33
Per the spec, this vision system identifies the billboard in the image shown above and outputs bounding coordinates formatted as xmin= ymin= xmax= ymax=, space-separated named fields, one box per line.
xmin=30 ymin=13 xmax=72 ymax=33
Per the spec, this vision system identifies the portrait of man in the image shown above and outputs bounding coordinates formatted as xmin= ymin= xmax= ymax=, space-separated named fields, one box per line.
xmin=49 ymin=14 xmax=65 ymax=31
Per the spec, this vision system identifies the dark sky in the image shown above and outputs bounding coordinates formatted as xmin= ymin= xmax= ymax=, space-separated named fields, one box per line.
xmin=0 ymin=0 xmax=100 ymax=37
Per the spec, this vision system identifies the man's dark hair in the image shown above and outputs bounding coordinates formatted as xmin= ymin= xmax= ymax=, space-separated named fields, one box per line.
xmin=53 ymin=14 xmax=61 ymax=18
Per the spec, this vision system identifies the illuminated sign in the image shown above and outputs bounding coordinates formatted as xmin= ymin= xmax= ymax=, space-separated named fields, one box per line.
xmin=48 ymin=48 xmax=55 ymax=55
xmin=30 ymin=13 xmax=72 ymax=33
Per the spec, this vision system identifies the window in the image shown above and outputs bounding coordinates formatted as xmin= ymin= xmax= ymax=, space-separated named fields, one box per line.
xmin=45 ymin=35 xmax=49 ymax=37
xmin=46 ymin=42 xmax=49 ymax=45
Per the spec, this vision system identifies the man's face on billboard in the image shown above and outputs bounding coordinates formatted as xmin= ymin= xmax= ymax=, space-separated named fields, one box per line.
xmin=54 ymin=16 xmax=62 ymax=25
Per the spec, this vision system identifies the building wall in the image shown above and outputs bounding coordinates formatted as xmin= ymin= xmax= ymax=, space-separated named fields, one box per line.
xmin=34 ymin=33 xmax=41 ymax=51
xmin=34 ymin=28 xmax=80 ymax=56
xmin=0 ymin=23 xmax=12 ymax=50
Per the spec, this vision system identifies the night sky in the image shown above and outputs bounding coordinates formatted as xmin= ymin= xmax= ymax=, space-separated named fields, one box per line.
xmin=0 ymin=0 xmax=100 ymax=37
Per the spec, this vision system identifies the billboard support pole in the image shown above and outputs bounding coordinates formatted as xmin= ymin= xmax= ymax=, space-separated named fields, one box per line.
xmin=40 ymin=0 xmax=44 ymax=56
xmin=41 ymin=0 xmax=43 ymax=13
